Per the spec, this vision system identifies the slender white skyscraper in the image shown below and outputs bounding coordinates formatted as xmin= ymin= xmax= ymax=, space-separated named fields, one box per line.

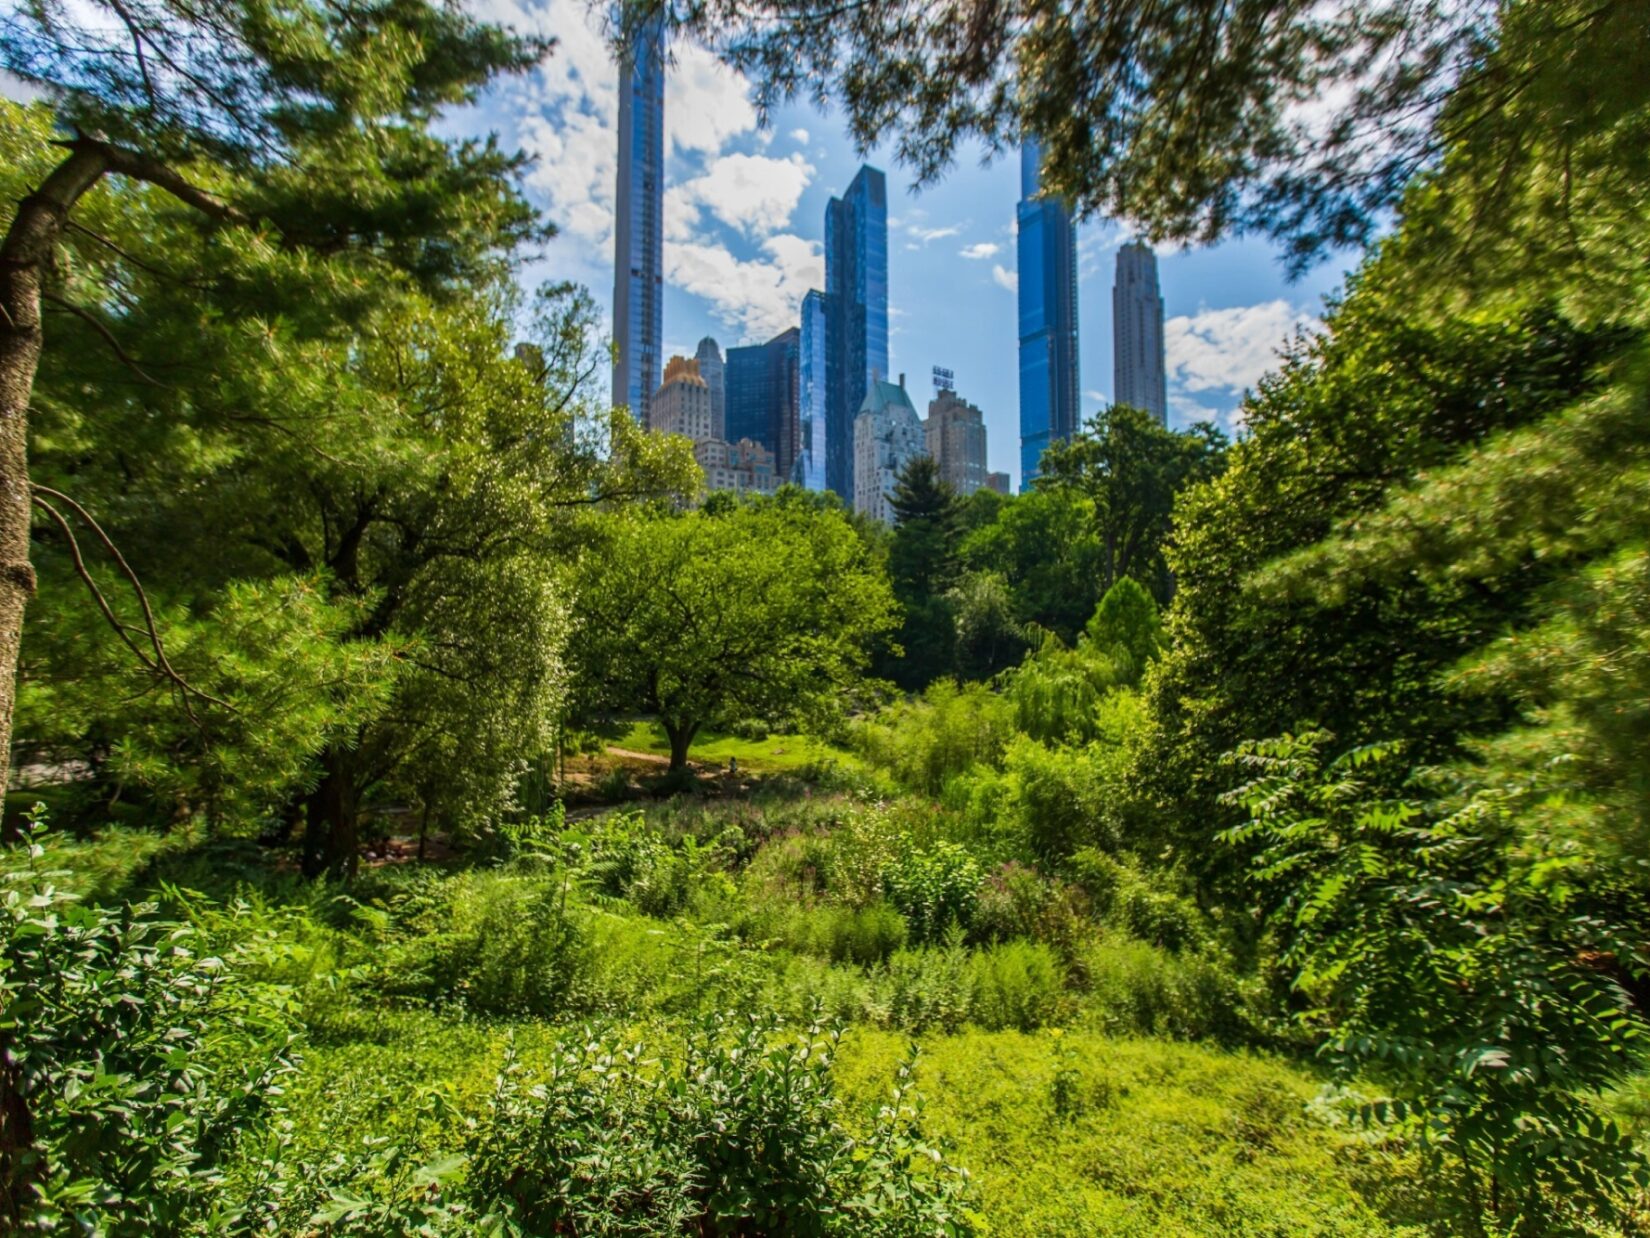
xmin=611 ymin=17 xmax=665 ymax=422
xmin=1112 ymin=241 xmax=1167 ymax=423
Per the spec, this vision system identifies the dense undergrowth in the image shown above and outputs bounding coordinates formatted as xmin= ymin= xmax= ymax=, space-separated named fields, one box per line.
xmin=3 ymin=777 xmax=1409 ymax=1237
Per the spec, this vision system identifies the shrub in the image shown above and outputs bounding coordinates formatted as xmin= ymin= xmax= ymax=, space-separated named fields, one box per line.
xmin=375 ymin=869 xmax=590 ymax=1017
xmin=1069 ymin=848 xmax=1205 ymax=953
xmin=968 ymin=940 xmax=1069 ymax=1032
xmin=0 ymin=814 xmax=296 ymax=1233
xmin=881 ymin=841 xmax=983 ymax=943
xmin=852 ymin=680 xmax=1016 ymax=793
xmin=879 ymin=937 xmax=975 ymax=1034
xmin=464 ymin=1012 xmax=975 ymax=1236
xmin=1079 ymin=938 xmax=1251 ymax=1042
xmin=836 ymin=900 xmax=910 ymax=965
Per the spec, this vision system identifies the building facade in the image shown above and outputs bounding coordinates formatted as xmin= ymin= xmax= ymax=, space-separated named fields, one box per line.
xmin=694 ymin=337 xmax=726 ymax=440
xmin=695 ymin=438 xmax=779 ymax=495
xmin=925 ymin=388 xmax=988 ymax=496
xmin=795 ymin=290 xmax=828 ymax=490
xmin=1113 ymin=241 xmax=1168 ymax=423
xmin=611 ymin=16 xmax=665 ymax=423
xmin=825 ymin=165 xmax=889 ymax=502
xmin=1016 ymin=140 xmax=1081 ymax=489
xmin=648 ymin=355 xmax=713 ymax=442
xmin=853 ymin=376 xmax=925 ymax=525
xmin=725 ymin=327 xmax=802 ymax=480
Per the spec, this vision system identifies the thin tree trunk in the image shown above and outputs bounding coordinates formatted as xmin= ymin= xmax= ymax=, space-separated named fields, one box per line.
xmin=0 ymin=144 xmax=112 ymax=797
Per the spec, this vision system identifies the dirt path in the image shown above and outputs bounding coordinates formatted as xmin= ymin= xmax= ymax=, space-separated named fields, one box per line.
xmin=605 ymin=747 xmax=672 ymax=765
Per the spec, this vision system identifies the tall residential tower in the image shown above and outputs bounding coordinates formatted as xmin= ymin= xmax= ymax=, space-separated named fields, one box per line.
xmin=1113 ymin=241 xmax=1167 ymax=423
xmin=611 ymin=17 xmax=665 ymax=422
xmin=796 ymin=290 xmax=828 ymax=489
xmin=1016 ymin=140 xmax=1080 ymax=489
xmin=825 ymin=165 xmax=889 ymax=501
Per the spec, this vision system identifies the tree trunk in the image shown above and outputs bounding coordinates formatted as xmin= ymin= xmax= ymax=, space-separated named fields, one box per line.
xmin=662 ymin=719 xmax=697 ymax=772
xmin=0 ymin=145 xmax=111 ymax=797
xmin=317 ymin=747 xmax=359 ymax=879
xmin=0 ymin=1052 xmax=35 ymax=1231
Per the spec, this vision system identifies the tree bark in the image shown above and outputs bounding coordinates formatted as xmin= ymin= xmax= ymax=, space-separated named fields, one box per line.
xmin=0 ymin=143 xmax=112 ymax=797
xmin=662 ymin=718 xmax=697 ymax=772
xmin=317 ymin=746 xmax=359 ymax=879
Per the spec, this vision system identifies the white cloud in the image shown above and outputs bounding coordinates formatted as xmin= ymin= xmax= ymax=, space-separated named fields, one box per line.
xmin=789 ymin=127 xmax=810 ymax=144
xmin=909 ymin=224 xmax=962 ymax=244
xmin=960 ymin=242 xmax=1000 ymax=260
xmin=667 ymin=151 xmax=815 ymax=239
xmin=666 ymin=233 xmax=823 ymax=341
xmin=991 ymin=265 xmax=1018 ymax=293
xmin=664 ymin=41 xmax=757 ymax=156
xmin=1165 ymin=300 xmax=1320 ymax=394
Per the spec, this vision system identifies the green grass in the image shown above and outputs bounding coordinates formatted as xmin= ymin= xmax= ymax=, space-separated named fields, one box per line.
xmin=611 ymin=720 xmax=862 ymax=773
xmin=267 ymin=1013 xmax=1427 ymax=1237
xmin=836 ymin=1029 xmax=1427 ymax=1237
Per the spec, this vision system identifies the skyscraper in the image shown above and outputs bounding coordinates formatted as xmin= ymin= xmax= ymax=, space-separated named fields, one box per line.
xmin=725 ymin=328 xmax=803 ymax=480
xmin=796 ymin=290 xmax=828 ymax=490
xmin=825 ymin=165 xmax=889 ymax=502
xmin=853 ymin=375 xmax=925 ymax=525
xmin=648 ymin=355 xmax=713 ymax=443
xmin=1113 ymin=241 xmax=1167 ymax=423
xmin=1016 ymin=140 xmax=1080 ymax=490
xmin=694 ymin=337 xmax=726 ymax=440
xmin=925 ymin=387 xmax=989 ymax=496
xmin=611 ymin=16 xmax=665 ymax=423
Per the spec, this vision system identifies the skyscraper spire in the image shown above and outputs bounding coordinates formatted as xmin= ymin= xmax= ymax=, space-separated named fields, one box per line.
xmin=611 ymin=16 xmax=665 ymax=423
xmin=1112 ymin=241 xmax=1167 ymax=424
xmin=1016 ymin=139 xmax=1080 ymax=490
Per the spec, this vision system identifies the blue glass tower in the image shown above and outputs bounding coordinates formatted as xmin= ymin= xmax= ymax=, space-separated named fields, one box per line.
xmin=1016 ymin=140 xmax=1080 ymax=488
xmin=825 ymin=165 xmax=888 ymax=502
xmin=611 ymin=16 xmax=665 ymax=422
xmin=725 ymin=328 xmax=803 ymax=479
xmin=796 ymin=290 xmax=828 ymax=489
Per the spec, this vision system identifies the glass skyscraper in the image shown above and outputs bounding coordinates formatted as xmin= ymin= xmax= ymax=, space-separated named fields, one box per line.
xmin=824 ymin=165 xmax=888 ymax=502
xmin=611 ymin=16 xmax=665 ymax=423
xmin=1112 ymin=241 xmax=1168 ymax=423
xmin=1016 ymin=140 xmax=1080 ymax=489
xmin=725 ymin=328 xmax=803 ymax=480
xmin=796 ymin=290 xmax=828 ymax=489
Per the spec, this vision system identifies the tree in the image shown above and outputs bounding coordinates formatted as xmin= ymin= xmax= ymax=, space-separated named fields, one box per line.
xmin=885 ymin=456 xmax=962 ymax=688
xmin=959 ymin=486 xmax=1104 ymax=644
xmin=650 ymin=0 xmax=1604 ymax=267
xmin=568 ymin=497 xmax=898 ymax=771
xmin=1036 ymin=405 xmax=1226 ymax=604
xmin=0 ymin=0 xmax=548 ymax=794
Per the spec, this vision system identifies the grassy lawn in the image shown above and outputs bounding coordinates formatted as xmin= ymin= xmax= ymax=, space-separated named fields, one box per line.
xmin=610 ymin=719 xmax=862 ymax=773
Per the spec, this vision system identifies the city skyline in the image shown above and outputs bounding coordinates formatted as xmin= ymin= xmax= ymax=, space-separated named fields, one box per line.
xmin=470 ymin=3 xmax=1345 ymax=487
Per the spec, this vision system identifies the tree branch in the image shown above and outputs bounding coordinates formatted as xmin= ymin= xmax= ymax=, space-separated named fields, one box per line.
xmin=31 ymin=484 xmax=234 ymax=718
xmin=40 ymin=291 xmax=164 ymax=385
